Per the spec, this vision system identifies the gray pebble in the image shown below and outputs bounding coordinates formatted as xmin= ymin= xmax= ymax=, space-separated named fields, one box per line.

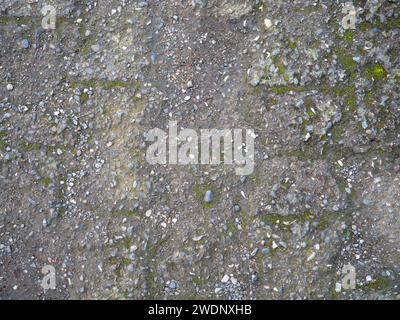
xmin=21 ymin=39 xmax=30 ymax=49
xmin=362 ymin=198 xmax=374 ymax=206
xmin=168 ymin=281 xmax=177 ymax=290
xmin=204 ymin=190 xmax=214 ymax=203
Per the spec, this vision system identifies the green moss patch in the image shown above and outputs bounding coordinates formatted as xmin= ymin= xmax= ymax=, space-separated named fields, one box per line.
xmin=359 ymin=277 xmax=391 ymax=293
xmin=364 ymin=64 xmax=387 ymax=81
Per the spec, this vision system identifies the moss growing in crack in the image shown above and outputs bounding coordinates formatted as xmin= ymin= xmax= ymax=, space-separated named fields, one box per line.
xmin=145 ymin=237 xmax=169 ymax=298
xmin=330 ymin=122 xmax=345 ymax=143
xmin=192 ymin=276 xmax=208 ymax=286
xmin=359 ymin=277 xmax=391 ymax=293
xmin=288 ymin=41 xmax=297 ymax=50
xmin=109 ymin=256 xmax=131 ymax=268
xmin=317 ymin=217 xmax=329 ymax=231
xmin=364 ymin=64 xmax=387 ymax=81
xmin=270 ymin=98 xmax=279 ymax=105
xmin=72 ymin=79 xmax=139 ymax=91
xmin=79 ymin=36 xmax=96 ymax=55
xmin=71 ymin=80 xmax=97 ymax=89
xmin=274 ymin=57 xmax=287 ymax=79
xmin=333 ymin=85 xmax=355 ymax=97
xmin=79 ymin=92 xmax=90 ymax=104
xmin=302 ymin=119 xmax=311 ymax=127
xmin=149 ymin=238 xmax=168 ymax=259
xmin=42 ymin=177 xmax=52 ymax=188
xmin=271 ymin=86 xmax=307 ymax=95
xmin=393 ymin=18 xmax=400 ymax=29
xmin=335 ymin=48 xmax=357 ymax=76
xmin=108 ymin=256 xmax=120 ymax=266
xmin=343 ymin=30 xmax=354 ymax=44
xmin=334 ymin=85 xmax=357 ymax=111
xmin=302 ymin=5 xmax=323 ymax=14
xmin=146 ymin=238 xmax=168 ymax=299
xmin=0 ymin=131 xmax=7 ymax=151
xmin=324 ymin=144 xmax=352 ymax=162
xmin=20 ymin=141 xmax=41 ymax=152
xmin=0 ymin=16 xmax=31 ymax=25
xmin=329 ymin=111 xmax=353 ymax=145
xmin=359 ymin=17 xmax=400 ymax=32
xmin=0 ymin=140 xmax=7 ymax=152
xmin=344 ymin=94 xmax=357 ymax=112
xmin=121 ymin=257 xmax=131 ymax=267
xmin=102 ymin=80 xmax=131 ymax=90
xmin=121 ymin=237 xmax=134 ymax=250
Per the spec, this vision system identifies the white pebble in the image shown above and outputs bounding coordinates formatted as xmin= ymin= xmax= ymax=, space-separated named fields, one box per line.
xmin=264 ymin=18 xmax=272 ymax=29
xmin=221 ymin=275 xmax=230 ymax=283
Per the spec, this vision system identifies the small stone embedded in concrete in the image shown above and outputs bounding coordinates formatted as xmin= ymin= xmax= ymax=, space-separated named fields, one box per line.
xmin=264 ymin=18 xmax=272 ymax=29
xmin=204 ymin=190 xmax=214 ymax=203
xmin=21 ymin=39 xmax=30 ymax=49
xmin=221 ymin=274 xmax=230 ymax=283
xmin=233 ymin=204 xmax=241 ymax=212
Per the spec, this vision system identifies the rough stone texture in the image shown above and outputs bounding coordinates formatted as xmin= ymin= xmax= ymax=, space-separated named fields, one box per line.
xmin=0 ymin=0 xmax=399 ymax=300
